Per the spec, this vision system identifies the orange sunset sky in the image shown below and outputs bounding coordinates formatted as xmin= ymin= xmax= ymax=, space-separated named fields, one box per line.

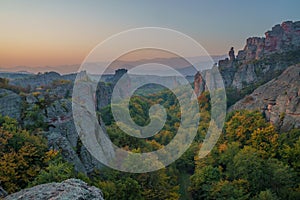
xmin=1 ymin=0 xmax=299 ymax=69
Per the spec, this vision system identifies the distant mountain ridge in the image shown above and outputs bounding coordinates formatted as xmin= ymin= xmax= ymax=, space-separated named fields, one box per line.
xmin=0 ymin=55 xmax=226 ymax=76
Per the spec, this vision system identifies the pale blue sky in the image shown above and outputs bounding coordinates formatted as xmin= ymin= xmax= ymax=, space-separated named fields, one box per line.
xmin=1 ymin=0 xmax=299 ymax=66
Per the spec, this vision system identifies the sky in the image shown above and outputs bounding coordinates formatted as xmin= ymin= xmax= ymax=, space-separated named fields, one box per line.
xmin=0 ymin=0 xmax=300 ymax=68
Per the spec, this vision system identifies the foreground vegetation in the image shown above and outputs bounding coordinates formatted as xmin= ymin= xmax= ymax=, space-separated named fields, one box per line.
xmin=0 ymin=86 xmax=299 ymax=199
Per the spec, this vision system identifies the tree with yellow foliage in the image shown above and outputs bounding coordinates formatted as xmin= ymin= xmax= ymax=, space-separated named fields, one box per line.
xmin=0 ymin=115 xmax=48 ymax=193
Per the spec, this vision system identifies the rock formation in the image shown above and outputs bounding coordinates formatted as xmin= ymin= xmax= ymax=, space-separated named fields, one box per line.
xmin=96 ymin=82 xmax=113 ymax=110
xmin=193 ymin=21 xmax=300 ymax=131
xmin=236 ymin=21 xmax=300 ymax=62
xmin=194 ymin=65 xmax=225 ymax=97
xmin=0 ymin=89 xmax=22 ymax=120
xmin=4 ymin=179 xmax=104 ymax=200
xmin=195 ymin=21 xmax=300 ymax=94
xmin=194 ymin=71 xmax=206 ymax=97
xmin=236 ymin=37 xmax=265 ymax=61
xmin=0 ymin=72 xmax=115 ymax=174
xmin=10 ymin=71 xmax=62 ymax=90
xmin=107 ymin=68 xmax=128 ymax=84
xmin=230 ymin=64 xmax=300 ymax=132
xmin=45 ymin=97 xmax=112 ymax=174
xmin=229 ymin=47 xmax=235 ymax=61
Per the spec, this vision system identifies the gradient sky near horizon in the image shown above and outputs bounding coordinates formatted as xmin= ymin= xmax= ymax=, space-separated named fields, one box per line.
xmin=1 ymin=0 xmax=300 ymax=67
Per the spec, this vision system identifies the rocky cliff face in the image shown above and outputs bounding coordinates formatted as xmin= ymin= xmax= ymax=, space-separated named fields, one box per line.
xmin=236 ymin=37 xmax=265 ymax=61
xmin=4 ymin=179 xmax=104 ymax=200
xmin=236 ymin=21 xmax=300 ymax=62
xmin=194 ymin=21 xmax=300 ymax=95
xmin=228 ymin=21 xmax=300 ymax=89
xmin=45 ymin=98 xmax=111 ymax=174
xmin=194 ymin=71 xmax=206 ymax=96
xmin=96 ymin=82 xmax=113 ymax=110
xmin=230 ymin=64 xmax=300 ymax=132
xmin=193 ymin=21 xmax=300 ymax=131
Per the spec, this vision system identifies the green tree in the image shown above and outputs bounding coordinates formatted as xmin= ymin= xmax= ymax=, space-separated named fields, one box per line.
xmin=231 ymin=146 xmax=296 ymax=196
xmin=189 ymin=165 xmax=221 ymax=199
xmin=30 ymin=155 xmax=75 ymax=186
xmin=210 ymin=179 xmax=250 ymax=200
xmin=252 ymin=190 xmax=280 ymax=200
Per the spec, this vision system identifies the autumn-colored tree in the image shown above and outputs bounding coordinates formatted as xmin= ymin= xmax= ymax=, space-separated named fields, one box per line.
xmin=225 ymin=110 xmax=268 ymax=144
xmin=250 ymin=125 xmax=279 ymax=157
xmin=0 ymin=115 xmax=48 ymax=193
xmin=190 ymin=110 xmax=300 ymax=199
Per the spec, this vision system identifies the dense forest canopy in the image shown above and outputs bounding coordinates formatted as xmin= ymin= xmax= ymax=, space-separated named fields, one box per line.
xmin=1 ymin=83 xmax=299 ymax=199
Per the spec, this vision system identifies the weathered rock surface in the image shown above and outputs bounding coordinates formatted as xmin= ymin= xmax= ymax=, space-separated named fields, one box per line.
xmin=4 ymin=179 xmax=104 ymax=200
xmin=0 ymin=89 xmax=22 ymax=120
xmin=48 ymin=82 xmax=73 ymax=99
xmin=236 ymin=21 xmax=300 ymax=62
xmin=230 ymin=65 xmax=300 ymax=132
xmin=96 ymin=82 xmax=113 ymax=110
xmin=46 ymin=131 xmax=87 ymax=173
xmin=45 ymin=99 xmax=107 ymax=174
xmin=10 ymin=71 xmax=62 ymax=90
xmin=193 ymin=21 xmax=300 ymax=132
xmin=194 ymin=66 xmax=228 ymax=97
xmin=195 ymin=21 xmax=300 ymax=95
xmin=194 ymin=71 xmax=206 ymax=96
xmin=73 ymin=81 xmax=115 ymax=170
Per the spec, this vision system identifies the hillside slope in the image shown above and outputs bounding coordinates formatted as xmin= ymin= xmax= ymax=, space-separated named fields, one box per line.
xmin=230 ymin=64 xmax=300 ymax=131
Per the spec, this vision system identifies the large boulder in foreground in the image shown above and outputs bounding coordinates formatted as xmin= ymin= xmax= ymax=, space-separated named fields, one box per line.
xmin=4 ymin=179 xmax=104 ymax=200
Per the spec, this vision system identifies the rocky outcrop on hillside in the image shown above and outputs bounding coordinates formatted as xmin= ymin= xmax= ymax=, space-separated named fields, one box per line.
xmin=45 ymin=99 xmax=108 ymax=174
xmin=0 ymin=89 xmax=22 ymax=120
xmin=73 ymin=80 xmax=115 ymax=170
xmin=194 ymin=71 xmax=206 ymax=96
xmin=4 ymin=179 xmax=104 ymax=200
xmin=193 ymin=21 xmax=300 ymax=131
xmin=194 ymin=65 xmax=226 ymax=97
xmin=195 ymin=21 xmax=300 ymax=97
xmin=220 ymin=21 xmax=300 ymax=89
xmin=236 ymin=21 xmax=300 ymax=62
xmin=0 ymin=79 xmax=113 ymax=174
xmin=0 ymin=70 xmax=118 ymax=174
xmin=96 ymin=82 xmax=113 ymax=110
xmin=230 ymin=65 xmax=300 ymax=132
xmin=10 ymin=71 xmax=62 ymax=90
